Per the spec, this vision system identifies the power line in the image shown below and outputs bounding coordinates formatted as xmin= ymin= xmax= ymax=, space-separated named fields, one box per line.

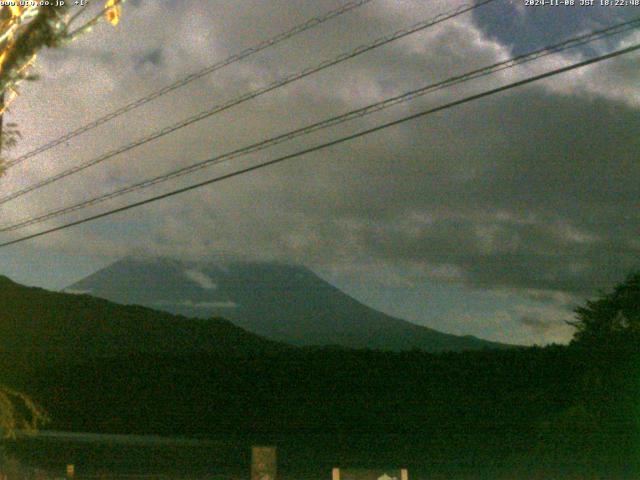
xmin=0 ymin=0 xmax=497 ymax=205
xmin=1 ymin=41 xmax=637 ymax=249
xmin=3 ymin=0 xmax=375 ymax=169
xmin=1 ymin=17 xmax=637 ymax=234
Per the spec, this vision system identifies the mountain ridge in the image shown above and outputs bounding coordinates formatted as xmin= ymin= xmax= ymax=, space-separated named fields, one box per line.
xmin=0 ymin=273 xmax=289 ymax=359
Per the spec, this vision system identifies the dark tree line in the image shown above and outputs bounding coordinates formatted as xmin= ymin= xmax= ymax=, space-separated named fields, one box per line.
xmin=2 ymin=271 xmax=639 ymax=478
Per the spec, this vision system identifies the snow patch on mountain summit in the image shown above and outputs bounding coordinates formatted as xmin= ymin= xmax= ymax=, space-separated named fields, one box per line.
xmin=183 ymin=270 xmax=217 ymax=290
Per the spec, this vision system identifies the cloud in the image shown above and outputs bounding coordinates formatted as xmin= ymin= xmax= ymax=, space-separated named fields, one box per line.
xmin=512 ymin=304 xmax=576 ymax=344
xmin=472 ymin=0 xmax=638 ymax=58
xmin=518 ymin=315 xmax=556 ymax=334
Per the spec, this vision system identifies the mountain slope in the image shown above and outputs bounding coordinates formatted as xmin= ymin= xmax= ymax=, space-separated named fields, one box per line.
xmin=66 ymin=256 xmax=509 ymax=352
xmin=0 ymin=275 xmax=286 ymax=359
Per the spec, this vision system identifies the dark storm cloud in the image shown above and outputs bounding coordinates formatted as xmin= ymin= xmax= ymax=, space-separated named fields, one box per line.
xmin=266 ymin=86 xmax=640 ymax=298
xmin=346 ymin=217 xmax=637 ymax=297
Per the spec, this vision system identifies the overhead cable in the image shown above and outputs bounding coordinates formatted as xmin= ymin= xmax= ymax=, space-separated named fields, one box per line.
xmin=1 ymin=17 xmax=637 ymax=233
xmin=1 ymin=40 xmax=637 ymax=248
xmin=4 ymin=0 xmax=376 ymax=169
xmin=0 ymin=0 xmax=497 ymax=205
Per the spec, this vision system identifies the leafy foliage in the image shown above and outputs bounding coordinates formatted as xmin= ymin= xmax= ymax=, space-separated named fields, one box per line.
xmin=0 ymin=121 xmax=21 ymax=175
xmin=0 ymin=1 xmax=124 ymax=174
xmin=0 ymin=2 xmax=123 ymax=96
xmin=568 ymin=271 xmax=640 ymax=346
xmin=0 ymin=385 xmax=48 ymax=438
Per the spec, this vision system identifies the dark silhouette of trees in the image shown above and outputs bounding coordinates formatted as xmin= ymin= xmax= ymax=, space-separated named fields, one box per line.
xmin=568 ymin=271 xmax=640 ymax=347
xmin=2 ymin=272 xmax=639 ymax=476
xmin=558 ymin=271 xmax=640 ymax=476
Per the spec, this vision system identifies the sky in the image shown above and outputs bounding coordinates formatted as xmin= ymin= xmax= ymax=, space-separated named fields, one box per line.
xmin=0 ymin=0 xmax=638 ymax=346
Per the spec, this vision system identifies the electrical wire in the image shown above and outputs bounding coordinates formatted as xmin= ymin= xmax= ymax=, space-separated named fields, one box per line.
xmin=0 ymin=41 xmax=637 ymax=248
xmin=0 ymin=0 xmax=497 ymax=204
xmin=4 ymin=0 xmax=374 ymax=169
xmin=1 ymin=17 xmax=637 ymax=234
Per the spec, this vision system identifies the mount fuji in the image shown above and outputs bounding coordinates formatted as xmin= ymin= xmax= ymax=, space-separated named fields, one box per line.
xmin=65 ymin=256 xmax=509 ymax=352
